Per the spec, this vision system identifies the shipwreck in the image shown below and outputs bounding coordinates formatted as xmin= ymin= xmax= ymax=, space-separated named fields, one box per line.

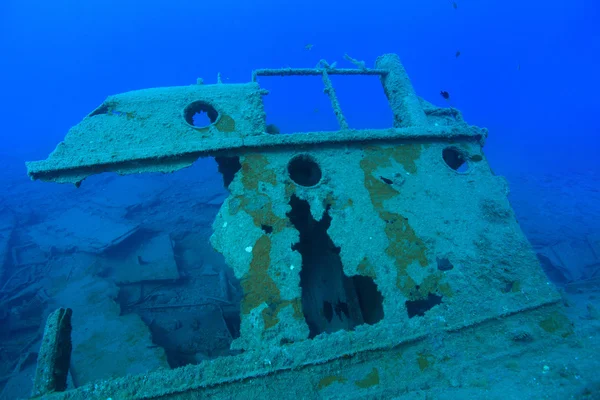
xmin=24 ymin=54 xmax=567 ymax=399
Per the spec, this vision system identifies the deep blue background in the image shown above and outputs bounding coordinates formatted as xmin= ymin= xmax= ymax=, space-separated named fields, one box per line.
xmin=1 ymin=0 xmax=598 ymax=175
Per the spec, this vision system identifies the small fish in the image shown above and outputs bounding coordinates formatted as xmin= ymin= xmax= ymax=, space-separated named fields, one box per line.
xmin=452 ymin=2 xmax=458 ymax=9
xmin=304 ymin=44 xmax=314 ymax=51
xmin=314 ymin=108 xmax=319 ymax=113
xmin=455 ymin=50 xmax=461 ymax=58
xmin=266 ymin=124 xmax=280 ymax=135
xmin=517 ymin=63 xmax=521 ymax=71
xmin=440 ymin=91 xmax=450 ymax=100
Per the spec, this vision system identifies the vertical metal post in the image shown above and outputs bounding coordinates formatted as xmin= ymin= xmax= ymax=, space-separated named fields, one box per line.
xmin=375 ymin=54 xmax=428 ymax=127
xmin=32 ymin=308 xmax=73 ymax=397
xmin=321 ymin=70 xmax=349 ymax=130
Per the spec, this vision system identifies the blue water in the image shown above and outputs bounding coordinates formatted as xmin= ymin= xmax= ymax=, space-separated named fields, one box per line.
xmin=1 ymin=0 xmax=599 ymax=398
xmin=1 ymin=0 xmax=599 ymax=172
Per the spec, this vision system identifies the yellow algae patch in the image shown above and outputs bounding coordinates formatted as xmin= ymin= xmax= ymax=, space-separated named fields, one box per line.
xmin=240 ymin=235 xmax=302 ymax=329
xmin=230 ymin=193 xmax=288 ymax=234
xmin=539 ymin=312 xmax=573 ymax=338
xmin=417 ymin=352 xmax=434 ymax=371
xmin=215 ymin=114 xmax=236 ymax=132
xmin=235 ymin=155 xmax=303 ymax=329
xmin=323 ymin=192 xmax=337 ymax=209
xmin=229 ymin=154 xmax=288 ymax=233
xmin=361 ymin=169 xmax=400 ymax=211
xmin=359 ymin=145 xmax=454 ymax=300
xmin=240 ymin=154 xmax=277 ymax=190
xmin=261 ymin=297 xmax=303 ymax=330
xmin=382 ymin=209 xmax=428 ymax=280
xmin=241 ymin=235 xmax=279 ymax=315
xmin=359 ymin=146 xmax=420 ymax=210
xmin=355 ymin=368 xmax=380 ymax=388
xmin=322 ymin=191 xmax=354 ymax=212
xmin=401 ymin=272 xmax=453 ymax=301
xmin=318 ymin=375 xmax=347 ymax=390
xmin=284 ymin=181 xmax=296 ymax=198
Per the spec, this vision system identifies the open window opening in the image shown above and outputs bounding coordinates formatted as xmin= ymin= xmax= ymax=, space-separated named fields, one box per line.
xmin=286 ymin=195 xmax=384 ymax=338
xmin=329 ymin=75 xmax=394 ymax=129
xmin=257 ymin=76 xmax=339 ymax=134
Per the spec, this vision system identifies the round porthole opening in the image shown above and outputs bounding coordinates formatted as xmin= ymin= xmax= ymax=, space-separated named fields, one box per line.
xmin=184 ymin=101 xmax=219 ymax=128
xmin=288 ymin=155 xmax=322 ymax=187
